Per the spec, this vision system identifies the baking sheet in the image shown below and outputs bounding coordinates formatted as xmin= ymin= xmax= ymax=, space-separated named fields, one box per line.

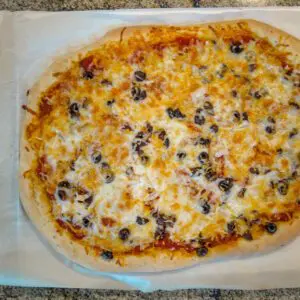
xmin=1 ymin=7 xmax=299 ymax=292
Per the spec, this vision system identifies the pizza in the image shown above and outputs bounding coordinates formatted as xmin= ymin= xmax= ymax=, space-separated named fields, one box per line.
xmin=20 ymin=20 xmax=300 ymax=272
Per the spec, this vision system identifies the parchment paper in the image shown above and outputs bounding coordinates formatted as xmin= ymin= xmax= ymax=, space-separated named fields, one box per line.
xmin=1 ymin=7 xmax=299 ymax=292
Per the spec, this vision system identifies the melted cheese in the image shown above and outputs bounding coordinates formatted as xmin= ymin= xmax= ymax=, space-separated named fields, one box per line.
xmin=25 ymin=24 xmax=300 ymax=253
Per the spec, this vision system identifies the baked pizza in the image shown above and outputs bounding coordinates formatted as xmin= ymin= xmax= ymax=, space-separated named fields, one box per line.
xmin=20 ymin=20 xmax=300 ymax=272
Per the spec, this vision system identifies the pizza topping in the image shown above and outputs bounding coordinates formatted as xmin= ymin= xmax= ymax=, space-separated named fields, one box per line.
xmin=218 ymin=178 xmax=233 ymax=192
xmin=106 ymin=99 xmax=115 ymax=106
xmin=58 ymin=181 xmax=71 ymax=189
xmin=131 ymin=86 xmax=147 ymax=102
xmin=195 ymin=137 xmax=210 ymax=146
xmin=82 ymin=217 xmax=90 ymax=227
xmin=101 ymin=250 xmax=114 ymax=260
xmin=248 ymin=63 xmax=257 ymax=72
xmin=216 ymin=63 xmax=228 ymax=78
xmin=227 ymin=221 xmax=236 ymax=234
xmin=154 ymin=212 xmax=176 ymax=227
xmin=164 ymin=137 xmax=170 ymax=148
xmin=125 ymin=166 xmax=134 ymax=177
xmin=233 ymin=111 xmax=241 ymax=122
xmin=249 ymin=167 xmax=260 ymax=175
xmin=289 ymin=101 xmax=300 ymax=110
xmin=103 ymin=169 xmax=115 ymax=184
xmin=210 ymin=124 xmax=219 ymax=133
xmin=242 ymin=112 xmax=248 ymax=121
xmin=203 ymin=100 xmax=213 ymax=110
xmin=277 ymin=180 xmax=289 ymax=195
xmin=91 ymin=151 xmax=102 ymax=164
xmin=190 ymin=167 xmax=203 ymax=177
xmin=158 ymin=130 xmax=166 ymax=141
xmin=204 ymin=166 xmax=217 ymax=182
xmin=140 ymin=155 xmax=150 ymax=165
xmin=231 ymin=90 xmax=238 ymax=97
xmin=24 ymin=24 xmax=300 ymax=261
xmin=242 ymin=231 xmax=253 ymax=241
xmin=237 ymin=188 xmax=247 ymax=198
xmin=82 ymin=70 xmax=94 ymax=80
xmin=80 ymin=55 xmax=94 ymax=71
xmin=196 ymin=246 xmax=208 ymax=257
xmin=265 ymin=222 xmax=277 ymax=234
xmin=119 ymin=228 xmax=130 ymax=241
xmin=251 ymin=87 xmax=268 ymax=99
xmin=200 ymin=201 xmax=210 ymax=215
xmin=134 ymin=70 xmax=146 ymax=82
xmin=99 ymin=162 xmax=115 ymax=183
xmin=136 ymin=216 xmax=149 ymax=225
xmin=84 ymin=195 xmax=93 ymax=208
xmin=230 ymin=41 xmax=244 ymax=54
xmin=146 ymin=122 xmax=153 ymax=133
xmin=101 ymin=79 xmax=112 ymax=86
xmin=267 ymin=116 xmax=276 ymax=124
xmin=194 ymin=108 xmax=205 ymax=125
xmin=198 ymin=151 xmax=209 ymax=163
xmin=203 ymin=101 xmax=214 ymax=115
xmin=69 ymin=102 xmax=80 ymax=119
xmin=154 ymin=227 xmax=166 ymax=240
xmin=289 ymin=128 xmax=298 ymax=139
xmin=132 ymin=136 xmax=147 ymax=154
xmin=166 ymin=108 xmax=186 ymax=119
xmin=57 ymin=189 xmax=67 ymax=201
xmin=245 ymin=50 xmax=256 ymax=62
xmin=177 ymin=151 xmax=187 ymax=160
xmin=265 ymin=125 xmax=275 ymax=134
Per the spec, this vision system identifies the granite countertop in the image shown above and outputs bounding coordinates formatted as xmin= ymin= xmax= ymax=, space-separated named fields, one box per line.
xmin=1 ymin=0 xmax=300 ymax=299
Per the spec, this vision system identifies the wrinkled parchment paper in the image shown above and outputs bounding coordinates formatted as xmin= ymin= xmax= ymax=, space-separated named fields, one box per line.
xmin=0 ymin=7 xmax=299 ymax=291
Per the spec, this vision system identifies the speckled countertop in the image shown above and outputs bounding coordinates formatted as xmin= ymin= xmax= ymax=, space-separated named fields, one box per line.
xmin=1 ymin=0 xmax=300 ymax=299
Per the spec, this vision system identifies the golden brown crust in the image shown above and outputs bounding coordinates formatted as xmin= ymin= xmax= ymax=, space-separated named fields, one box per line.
xmin=19 ymin=19 xmax=300 ymax=272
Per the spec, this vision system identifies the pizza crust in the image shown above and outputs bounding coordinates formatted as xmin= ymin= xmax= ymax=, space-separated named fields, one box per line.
xmin=19 ymin=19 xmax=300 ymax=272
